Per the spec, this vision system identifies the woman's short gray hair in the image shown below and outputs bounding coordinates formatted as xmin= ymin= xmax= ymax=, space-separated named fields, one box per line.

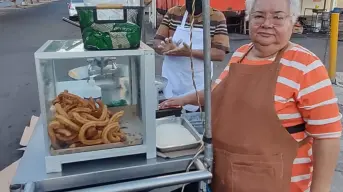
xmin=245 ymin=0 xmax=301 ymax=24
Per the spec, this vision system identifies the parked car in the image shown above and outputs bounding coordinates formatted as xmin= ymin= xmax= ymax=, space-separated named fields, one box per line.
xmin=68 ymin=0 xmax=84 ymax=20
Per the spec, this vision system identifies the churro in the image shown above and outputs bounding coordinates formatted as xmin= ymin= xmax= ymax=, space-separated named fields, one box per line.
xmin=55 ymin=114 xmax=80 ymax=132
xmin=49 ymin=91 xmax=127 ymax=149
xmin=99 ymin=105 xmax=108 ymax=121
xmin=64 ymin=104 xmax=77 ymax=113
xmin=48 ymin=121 xmax=60 ymax=149
xmin=101 ymin=123 xmax=120 ymax=144
xmin=86 ymin=127 xmax=98 ymax=139
xmin=72 ymin=112 xmax=92 ymax=124
xmin=109 ymin=111 xmax=124 ymax=123
xmin=91 ymin=99 xmax=104 ymax=118
xmin=69 ymin=142 xmax=85 ymax=148
xmin=88 ymin=97 xmax=96 ymax=110
xmin=89 ymin=131 xmax=102 ymax=140
xmin=81 ymin=113 xmax=100 ymax=121
xmin=69 ymin=107 xmax=92 ymax=114
xmin=55 ymin=103 xmax=69 ymax=118
xmin=108 ymin=133 xmax=121 ymax=143
xmin=79 ymin=122 xmax=104 ymax=145
xmin=56 ymin=133 xmax=78 ymax=142
xmin=55 ymin=128 xmax=72 ymax=137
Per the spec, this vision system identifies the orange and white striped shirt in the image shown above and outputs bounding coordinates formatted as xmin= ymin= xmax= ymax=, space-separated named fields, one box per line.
xmin=214 ymin=43 xmax=342 ymax=192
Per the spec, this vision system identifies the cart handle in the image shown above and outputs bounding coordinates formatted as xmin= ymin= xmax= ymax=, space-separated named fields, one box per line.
xmin=96 ymin=4 xmax=124 ymax=9
xmin=66 ymin=170 xmax=212 ymax=192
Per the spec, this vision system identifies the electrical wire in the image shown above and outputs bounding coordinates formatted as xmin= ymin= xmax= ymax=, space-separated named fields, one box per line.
xmin=180 ymin=0 xmax=207 ymax=191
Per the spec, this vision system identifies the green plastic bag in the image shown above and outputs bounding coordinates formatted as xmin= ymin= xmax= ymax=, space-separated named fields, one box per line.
xmin=77 ymin=7 xmax=142 ymax=50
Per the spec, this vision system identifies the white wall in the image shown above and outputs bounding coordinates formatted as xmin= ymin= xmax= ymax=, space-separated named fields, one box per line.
xmin=337 ymin=0 xmax=343 ymax=7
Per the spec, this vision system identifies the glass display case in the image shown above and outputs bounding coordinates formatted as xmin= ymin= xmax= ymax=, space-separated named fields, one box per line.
xmin=35 ymin=40 xmax=156 ymax=173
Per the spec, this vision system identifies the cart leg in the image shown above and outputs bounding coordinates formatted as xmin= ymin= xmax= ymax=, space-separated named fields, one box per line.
xmin=198 ymin=181 xmax=208 ymax=192
xmin=198 ymin=181 xmax=203 ymax=192
xmin=23 ymin=182 xmax=36 ymax=192
xmin=141 ymin=52 xmax=157 ymax=159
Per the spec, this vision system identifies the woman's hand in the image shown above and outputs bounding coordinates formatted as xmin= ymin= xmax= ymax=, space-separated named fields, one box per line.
xmin=164 ymin=42 xmax=191 ymax=57
xmin=159 ymin=97 xmax=186 ymax=109
xmin=157 ymin=37 xmax=178 ymax=54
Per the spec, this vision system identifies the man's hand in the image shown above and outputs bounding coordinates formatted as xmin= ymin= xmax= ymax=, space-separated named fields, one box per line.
xmin=164 ymin=42 xmax=191 ymax=57
xmin=159 ymin=97 xmax=187 ymax=109
xmin=156 ymin=37 xmax=178 ymax=54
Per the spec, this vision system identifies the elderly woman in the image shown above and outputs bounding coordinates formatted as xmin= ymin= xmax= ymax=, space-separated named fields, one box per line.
xmin=161 ymin=0 xmax=342 ymax=191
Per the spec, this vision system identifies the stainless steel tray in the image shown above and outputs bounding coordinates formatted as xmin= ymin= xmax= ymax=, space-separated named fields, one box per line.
xmin=156 ymin=116 xmax=201 ymax=152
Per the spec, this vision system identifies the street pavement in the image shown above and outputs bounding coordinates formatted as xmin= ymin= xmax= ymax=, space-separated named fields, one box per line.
xmin=0 ymin=0 xmax=343 ymax=191
xmin=0 ymin=0 xmax=80 ymax=170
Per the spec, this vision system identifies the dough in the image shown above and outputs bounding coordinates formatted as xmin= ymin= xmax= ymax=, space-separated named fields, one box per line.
xmin=156 ymin=123 xmax=197 ymax=148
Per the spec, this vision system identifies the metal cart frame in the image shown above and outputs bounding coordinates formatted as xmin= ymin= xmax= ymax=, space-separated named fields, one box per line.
xmin=11 ymin=0 xmax=213 ymax=191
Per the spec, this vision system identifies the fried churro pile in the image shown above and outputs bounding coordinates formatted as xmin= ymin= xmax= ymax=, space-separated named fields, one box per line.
xmin=48 ymin=90 xmax=126 ymax=149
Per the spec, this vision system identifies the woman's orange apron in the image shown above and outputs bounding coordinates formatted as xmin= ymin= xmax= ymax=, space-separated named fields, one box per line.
xmin=211 ymin=44 xmax=309 ymax=192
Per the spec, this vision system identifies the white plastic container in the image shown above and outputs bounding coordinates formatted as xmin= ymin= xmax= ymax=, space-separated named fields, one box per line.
xmin=56 ymin=79 xmax=102 ymax=100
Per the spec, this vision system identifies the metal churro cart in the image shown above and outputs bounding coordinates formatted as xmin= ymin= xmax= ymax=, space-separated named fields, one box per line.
xmin=10 ymin=39 xmax=212 ymax=192
xmin=11 ymin=0 xmax=214 ymax=190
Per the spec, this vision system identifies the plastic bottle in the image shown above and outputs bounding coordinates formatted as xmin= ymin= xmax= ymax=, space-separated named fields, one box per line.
xmin=56 ymin=79 xmax=102 ymax=100
xmin=82 ymin=77 xmax=102 ymax=100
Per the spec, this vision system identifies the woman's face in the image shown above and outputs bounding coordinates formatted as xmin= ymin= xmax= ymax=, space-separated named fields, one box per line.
xmin=249 ymin=0 xmax=293 ymax=46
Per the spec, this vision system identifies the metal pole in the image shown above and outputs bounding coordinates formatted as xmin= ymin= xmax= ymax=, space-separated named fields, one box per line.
xmin=62 ymin=17 xmax=81 ymax=28
xmin=67 ymin=170 xmax=211 ymax=192
xmin=202 ymin=0 xmax=213 ymax=183
xmin=329 ymin=12 xmax=339 ymax=83
xmin=141 ymin=0 xmax=147 ymax=43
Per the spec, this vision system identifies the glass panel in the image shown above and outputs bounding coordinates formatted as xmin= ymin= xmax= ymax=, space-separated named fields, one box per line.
xmin=43 ymin=40 xmax=85 ymax=53
xmin=40 ymin=59 xmax=56 ymax=122
xmin=51 ymin=56 xmax=134 ymax=106
xmin=41 ymin=56 xmax=143 ymax=151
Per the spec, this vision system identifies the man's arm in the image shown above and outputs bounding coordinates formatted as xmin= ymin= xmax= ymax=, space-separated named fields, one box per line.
xmin=192 ymin=49 xmax=226 ymax=61
xmin=183 ymin=90 xmax=205 ymax=106
xmin=190 ymin=11 xmax=229 ymax=61
xmin=163 ymin=10 xmax=229 ymax=60
xmin=182 ymin=60 xmax=231 ymax=106
xmin=208 ymin=11 xmax=230 ymax=60
xmin=153 ymin=11 xmax=172 ymax=55
xmin=310 ymin=139 xmax=341 ymax=192
xmin=160 ymin=64 xmax=230 ymax=109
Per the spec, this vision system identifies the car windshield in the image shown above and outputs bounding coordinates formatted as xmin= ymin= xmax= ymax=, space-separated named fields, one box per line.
xmin=71 ymin=0 xmax=83 ymax=3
